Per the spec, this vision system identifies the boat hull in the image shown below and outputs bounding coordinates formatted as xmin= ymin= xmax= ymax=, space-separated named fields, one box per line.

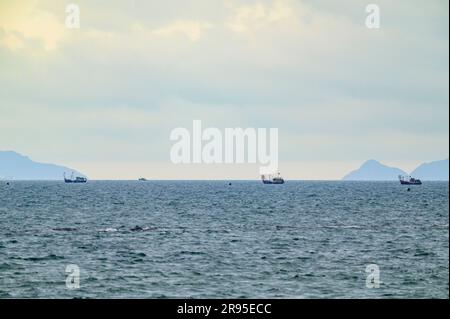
xmin=262 ymin=180 xmax=285 ymax=184
xmin=64 ymin=178 xmax=87 ymax=183
xmin=400 ymin=180 xmax=422 ymax=185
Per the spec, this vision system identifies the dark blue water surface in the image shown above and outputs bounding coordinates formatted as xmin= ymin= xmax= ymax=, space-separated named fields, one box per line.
xmin=0 ymin=181 xmax=448 ymax=298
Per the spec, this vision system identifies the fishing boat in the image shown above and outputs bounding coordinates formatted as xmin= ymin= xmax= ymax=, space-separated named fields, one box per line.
xmin=261 ymin=171 xmax=285 ymax=184
xmin=64 ymin=172 xmax=87 ymax=183
xmin=398 ymin=175 xmax=422 ymax=185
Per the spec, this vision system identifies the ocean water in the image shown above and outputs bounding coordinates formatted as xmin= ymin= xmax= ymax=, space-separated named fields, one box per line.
xmin=0 ymin=181 xmax=448 ymax=299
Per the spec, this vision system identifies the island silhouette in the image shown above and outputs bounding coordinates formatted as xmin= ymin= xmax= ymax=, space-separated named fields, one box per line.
xmin=343 ymin=159 xmax=449 ymax=181
xmin=1 ymin=150 xmax=448 ymax=181
xmin=0 ymin=151 xmax=86 ymax=180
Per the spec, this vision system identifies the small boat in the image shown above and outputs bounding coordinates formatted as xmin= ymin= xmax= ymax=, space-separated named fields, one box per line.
xmin=261 ymin=171 xmax=285 ymax=184
xmin=398 ymin=175 xmax=422 ymax=185
xmin=64 ymin=172 xmax=87 ymax=183
xmin=138 ymin=178 xmax=148 ymax=181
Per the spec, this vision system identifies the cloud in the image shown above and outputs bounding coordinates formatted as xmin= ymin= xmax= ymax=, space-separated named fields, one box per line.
xmin=0 ymin=31 xmax=25 ymax=50
xmin=0 ymin=0 xmax=448 ymax=178
xmin=0 ymin=0 xmax=66 ymax=50
xmin=152 ymin=20 xmax=212 ymax=41
xmin=226 ymin=0 xmax=296 ymax=33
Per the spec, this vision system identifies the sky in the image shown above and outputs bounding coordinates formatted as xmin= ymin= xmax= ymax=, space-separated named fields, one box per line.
xmin=0 ymin=0 xmax=448 ymax=180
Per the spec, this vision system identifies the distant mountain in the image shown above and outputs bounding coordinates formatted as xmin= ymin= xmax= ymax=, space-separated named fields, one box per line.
xmin=410 ymin=159 xmax=449 ymax=181
xmin=0 ymin=151 xmax=86 ymax=180
xmin=343 ymin=160 xmax=407 ymax=181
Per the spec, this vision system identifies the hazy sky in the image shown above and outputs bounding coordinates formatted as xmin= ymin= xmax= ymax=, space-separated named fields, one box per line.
xmin=0 ymin=0 xmax=448 ymax=179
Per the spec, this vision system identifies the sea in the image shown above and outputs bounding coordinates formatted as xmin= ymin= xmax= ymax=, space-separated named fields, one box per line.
xmin=0 ymin=181 xmax=448 ymax=298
